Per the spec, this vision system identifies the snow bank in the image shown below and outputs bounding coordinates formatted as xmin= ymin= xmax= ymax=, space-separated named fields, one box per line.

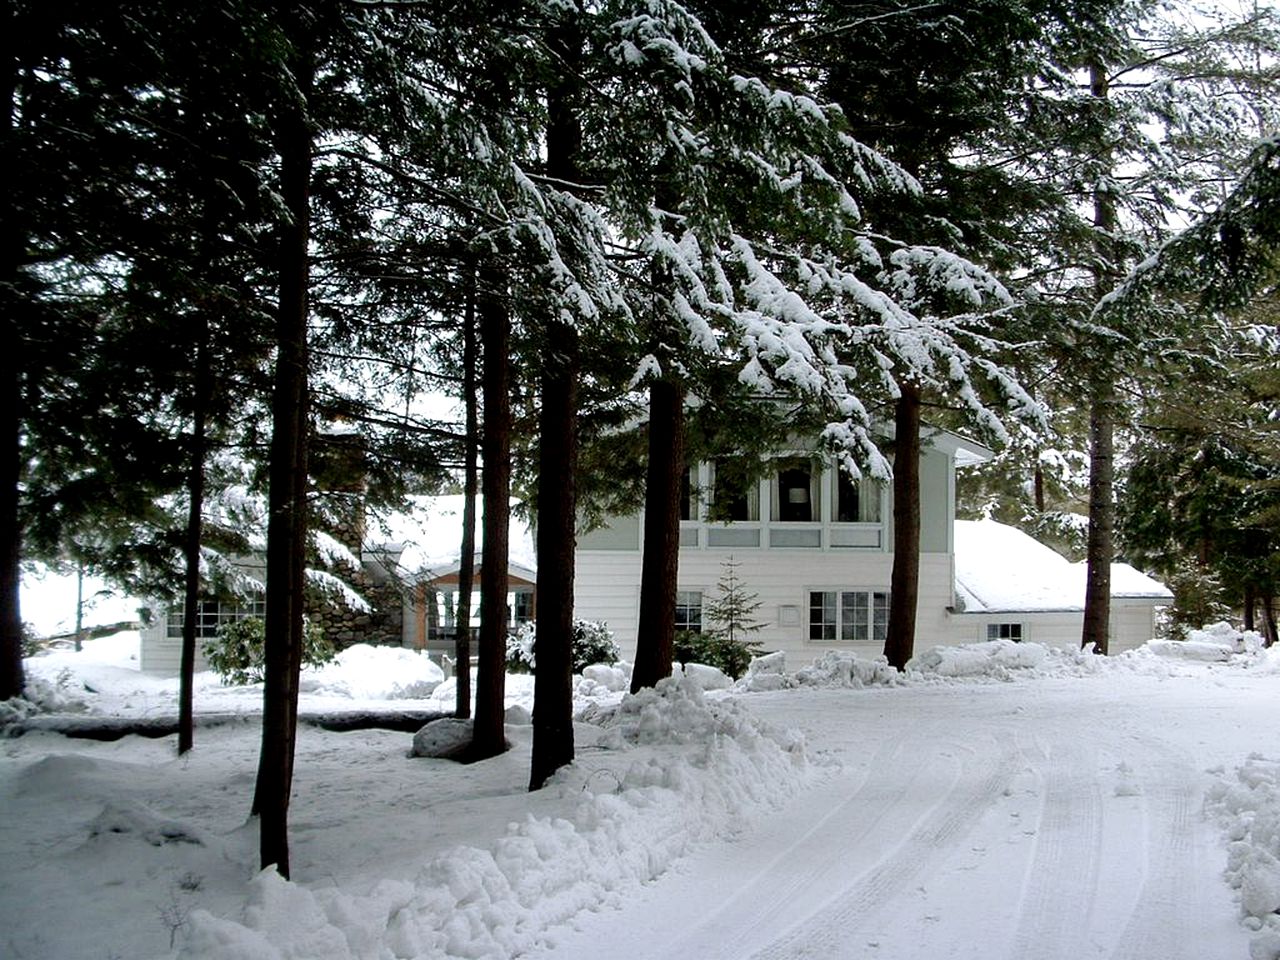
xmin=676 ymin=662 xmax=732 ymax=691
xmin=1146 ymin=623 xmax=1265 ymax=663
xmin=908 ymin=639 xmax=1048 ymax=677
xmin=1207 ymin=756 xmax=1280 ymax=959
xmin=176 ymin=676 xmax=810 ymax=960
xmin=737 ymin=650 xmax=792 ymax=692
xmin=300 ymin=644 xmax=444 ymax=700
xmin=794 ymin=650 xmax=898 ymax=688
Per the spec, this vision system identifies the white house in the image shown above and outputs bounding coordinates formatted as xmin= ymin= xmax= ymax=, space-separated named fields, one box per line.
xmin=138 ymin=495 xmax=537 ymax=674
xmin=951 ymin=518 xmax=1172 ymax=653
xmin=573 ymin=433 xmax=1172 ymax=665
xmin=574 ymin=430 xmax=988 ymax=664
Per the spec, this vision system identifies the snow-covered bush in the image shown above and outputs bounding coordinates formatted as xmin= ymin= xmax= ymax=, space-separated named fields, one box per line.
xmin=203 ymin=616 xmax=334 ymax=685
xmin=506 ymin=619 xmax=620 ymax=675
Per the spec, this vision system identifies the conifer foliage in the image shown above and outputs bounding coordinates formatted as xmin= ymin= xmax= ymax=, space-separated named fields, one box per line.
xmin=5 ymin=0 xmax=1276 ymax=875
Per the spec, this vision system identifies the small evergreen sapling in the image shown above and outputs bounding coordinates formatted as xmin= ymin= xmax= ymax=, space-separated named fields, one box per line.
xmin=694 ymin=556 xmax=765 ymax=678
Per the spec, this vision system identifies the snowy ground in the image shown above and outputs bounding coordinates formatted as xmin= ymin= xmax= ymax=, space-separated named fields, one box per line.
xmin=2 ymin=627 xmax=1279 ymax=960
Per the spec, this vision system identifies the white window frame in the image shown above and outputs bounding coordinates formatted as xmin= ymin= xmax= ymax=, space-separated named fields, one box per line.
xmin=986 ymin=622 xmax=1024 ymax=643
xmin=807 ymin=589 xmax=890 ymax=644
xmin=675 ymin=589 xmax=704 ymax=633
xmin=166 ymin=596 xmax=266 ymax=640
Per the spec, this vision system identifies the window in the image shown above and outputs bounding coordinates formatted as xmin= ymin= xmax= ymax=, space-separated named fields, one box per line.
xmin=675 ymin=590 xmax=703 ymax=633
xmin=680 ymin=466 xmax=693 ymax=521
xmin=712 ymin=459 xmax=759 ymax=521
xmin=836 ymin=470 xmax=881 ymax=523
xmin=773 ymin=458 xmax=820 ymax=522
xmin=514 ymin=591 xmax=535 ymax=624
xmin=987 ymin=622 xmax=1024 ymax=642
xmin=809 ymin=590 xmax=889 ymax=643
xmin=166 ymin=596 xmax=266 ymax=640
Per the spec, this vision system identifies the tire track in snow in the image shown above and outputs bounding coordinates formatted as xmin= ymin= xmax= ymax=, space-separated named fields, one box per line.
xmin=656 ymin=723 xmax=946 ymax=960
xmin=745 ymin=726 xmax=1034 ymax=960
xmin=1006 ymin=737 xmax=1104 ymax=960
xmin=1107 ymin=735 xmax=1204 ymax=960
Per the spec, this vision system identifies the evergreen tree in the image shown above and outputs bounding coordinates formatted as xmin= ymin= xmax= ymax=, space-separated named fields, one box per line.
xmin=703 ymin=555 xmax=765 ymax=649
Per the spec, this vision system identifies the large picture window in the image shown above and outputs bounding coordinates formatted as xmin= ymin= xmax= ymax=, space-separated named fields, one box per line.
xmin=166 ymin=596 xmax=266 ymax=640
xmin=809 ymin=590 xmax=889 ymax=643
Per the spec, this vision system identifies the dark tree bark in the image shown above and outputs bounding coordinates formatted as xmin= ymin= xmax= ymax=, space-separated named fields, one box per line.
xmin=472 ymin=262 xmax=509 ymax=760
xmin=884 ymin=381 xmax=921 ymax=671
xmin=1261 ymin=590 xmax=1278 ymax=649
xmin=0 ymin=44 xmax=24 ymax=702
xmin=1082 ymin=61 xmax=1117 ymax=656
xmin=529 ymin=10 xmax=583 ymax=792
xmin=455 ymin=265 xmax=478 ymax=720
xmin=253 ymin=29 xmax=313 ymax=879
xmin=178 ymin=319 xmax=211 ymax=755
xmin=1081 ymin=373 xmax=1115 ymax=655
xmin=529 ymin=319 xmax=578 ymax=790
xmin=631 ymin=376 xmax=684 ymax=692
xmin=0 ymin=312 xmax=21 ymax=702
xmin=1243 ymin=582 xmax=1257 ymax=633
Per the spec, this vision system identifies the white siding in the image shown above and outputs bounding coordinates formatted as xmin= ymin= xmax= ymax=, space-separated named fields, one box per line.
xmin=945 ymin=599 xmax=1164 ymax=656
xmin=138 ymin=622 xmax=210 ymax=674
xmin=578 ymin=547 xmax=956 ymax=669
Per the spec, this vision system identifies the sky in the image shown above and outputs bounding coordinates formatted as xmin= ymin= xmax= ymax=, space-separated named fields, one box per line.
xmin=2 ymin=624 xmax=1278 ymax=960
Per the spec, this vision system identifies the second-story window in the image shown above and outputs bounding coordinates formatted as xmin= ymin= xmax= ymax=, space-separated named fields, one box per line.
xmin=773 ymin=458 xmax=819 ymax=522
xmin=712 ymin=458 xmax=759 ymax=521
xmin=836 ymin=470 xmax=882 ymax=523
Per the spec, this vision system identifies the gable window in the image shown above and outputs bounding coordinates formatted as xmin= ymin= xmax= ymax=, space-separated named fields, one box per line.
xmin=675 ymin=590 xmax=703 ymax=633
xmin=987 ymin=622 xmax=1024 ymax=643
xmin=773 ymin=458 xmax=820 ymax=522
xmin=836 ymin=470 xmax=881 ymax=523
xmin=712 ymin=459 xmax=759 ymax=521
xmin=809 ymin=590 xmax=889 ymax=643
xmin=166 ymin=596 xmax=266 ymax=640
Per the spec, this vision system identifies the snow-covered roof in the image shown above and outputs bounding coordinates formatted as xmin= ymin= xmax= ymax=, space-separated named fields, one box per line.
xmin=372 ymin=494 xmax=536 ymax=579
xmin=954 ymin=518 xmax=1172 ymax=614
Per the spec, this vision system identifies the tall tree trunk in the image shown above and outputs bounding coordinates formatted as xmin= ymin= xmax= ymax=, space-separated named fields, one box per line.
xmin=530 ymin=316 xmax=578 ymax=790
xmin=0 ymin=44 xmax=25 ymax=702
xmin=883 ymin=381 xmax=921 ymax=671
xmin=1081 ymin=374 xmax=1114 ymax=654
xmin=0 ymin=318 xmax=18 ymax=702
xmin=254 ymin=29 xmax=313 ymax=879
xmin=1082 ymin=61 xmax=1117 ymax=656
xmin=632 ymin=376 xmax=684 ymax=692
xmin=1261 ymin=590 xmax=1278 ymax=649
xmin=1243 ymin=582 xmax=1257 ymax=633
xmin=529 ymin=9 xmax=583 ymax=792
xmin=455 ymin=265 xmax=478 ymax=720
xmin=178 ymin=320 xmax=211 ymax=755
xmin=472 ymin=262 xmax=509 ymax=759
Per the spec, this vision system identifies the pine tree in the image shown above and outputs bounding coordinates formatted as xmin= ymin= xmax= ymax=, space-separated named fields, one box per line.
xmin=703 ymin=555 xmax=765 ymax=650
